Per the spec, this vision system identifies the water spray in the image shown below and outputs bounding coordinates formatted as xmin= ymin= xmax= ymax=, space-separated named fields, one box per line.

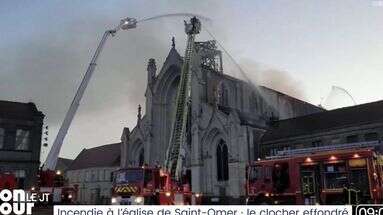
xmin=321 ymin=86 xmax=357 ymax=109
xmin=201 ymin=26 xmax=281 ymax=117
xmin=138 ymin=13 xmax=212 ymax=23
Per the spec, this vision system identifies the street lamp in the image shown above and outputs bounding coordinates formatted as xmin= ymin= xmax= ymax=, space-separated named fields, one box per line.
xmin=44 ymin=17 xmax=137 ymax=170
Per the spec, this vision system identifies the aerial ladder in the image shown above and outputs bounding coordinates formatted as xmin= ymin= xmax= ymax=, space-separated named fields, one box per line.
xmin=33 ymin=17 xmax=137 ymax=201
xmin=164 ymin=17 xmax=201 ymax=182
xmin=110 ymin=17 xmax=202 ymax=205
xmin=43 ymin=17 xmax=137 ymax=170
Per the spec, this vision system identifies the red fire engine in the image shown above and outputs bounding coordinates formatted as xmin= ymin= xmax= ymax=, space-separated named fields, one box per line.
xmin=33 ymin=169 xmax=78 ymax=204
xmin=0 ymin=172 xmax=17 ymax=191
xmin=246 ymin=142 xmax=383 ymax=205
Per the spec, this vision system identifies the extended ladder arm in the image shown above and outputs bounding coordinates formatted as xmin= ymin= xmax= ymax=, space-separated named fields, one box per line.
xmin=164 ymin=17 xmax=201 ymax=181
xmin=44 ymin=18 xmax=137 ymax=170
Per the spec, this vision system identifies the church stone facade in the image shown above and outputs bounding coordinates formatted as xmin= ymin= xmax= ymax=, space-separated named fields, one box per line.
xmin=120 ymin=39 xmax=322 ymax=202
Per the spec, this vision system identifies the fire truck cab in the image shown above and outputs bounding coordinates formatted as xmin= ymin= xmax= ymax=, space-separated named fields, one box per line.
xmin=34 ymin=169 xmax=77 ymax=204
xmin=111 ymin=167 xmax=199 ymax=205
xmin=112 ymin=167 xmax=172 ymax=205
xmin=247 ymin=146 xmax=383 ymax=205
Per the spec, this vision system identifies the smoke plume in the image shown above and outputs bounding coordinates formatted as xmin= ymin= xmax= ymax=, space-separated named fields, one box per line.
xmin=238 ymin=59 xmax=306 ymax=101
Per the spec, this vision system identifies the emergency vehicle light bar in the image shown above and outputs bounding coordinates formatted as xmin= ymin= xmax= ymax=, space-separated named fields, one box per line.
xmin=266 ymin=140 xmax=381 ymax=160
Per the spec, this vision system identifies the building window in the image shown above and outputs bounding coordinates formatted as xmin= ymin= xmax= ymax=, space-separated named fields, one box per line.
xmin=331 ymin=138 xmax=340 ymax=144
xmin=295 ymin=143 xmax=305 ymax=149
xmin=85 ymin=171 xmax=89 ymax=182
xmin=312 ymin=140 xmax=323 ymax=147
xmin=15 ymin=129 xmax=30 ymax=150
xmin=103 ymin=170 xmax=106 ymax=181
xmin=0 ymin=128 xmax=4 ymax=149
xmin=98 ymin=170 xmax=103 ymax=181
xmin=104 ymin=170 xmax=110 ymax=182
xmin=281 ymin=146 xmax=291 ymax=151
xmin=364 ymin=132 xmax=378 ymax=141
xmin=91 ymin=170 xmax=96 ymax=182
xmin=346 ymin=135 xmax=359 ymax=143
xmin=216 ymin=140 xmax=229 ymax=181
xmin=270 ymin=148 xmax=278 ymax=156
xmin=249 ymin=93 xmax=257 ymax=110
xmin=67 ymin=172 xmax=71 ymax=183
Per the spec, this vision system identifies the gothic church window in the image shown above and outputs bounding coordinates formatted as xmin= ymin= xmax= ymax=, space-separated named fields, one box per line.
xmin=364 ymin=132 xmax=378 ymax=141
xmin=216 ymin=140 xmax=229 ymax=181
xmin=346 ymin=135 xmax=359 ymax=143
xmin=312 ymin=140 xmax=323 ymax=147
xmin=215 ymin=82 xmax=230 ymax=107
xmin=221 ymin=85 xmax=229 ymax=107
xmin=138 ymin=148 xmax=145 ymax=166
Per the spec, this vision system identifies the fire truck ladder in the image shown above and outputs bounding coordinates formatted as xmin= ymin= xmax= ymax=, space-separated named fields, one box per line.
xmin=164 ymin=17 xmax=201 ymax=181
xmin=266 ymin=140 xmax=381 ymax=160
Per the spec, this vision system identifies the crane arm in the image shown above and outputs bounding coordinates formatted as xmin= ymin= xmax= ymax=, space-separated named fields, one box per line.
xmin=43 ymin=17 xmax=138 ymax=170
xmin=44 ymin=30 xmax=113 ymax=170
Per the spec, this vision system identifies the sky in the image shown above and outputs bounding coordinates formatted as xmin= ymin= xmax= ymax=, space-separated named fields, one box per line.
xmin=0 ymin=0 xmax=382 ymax=160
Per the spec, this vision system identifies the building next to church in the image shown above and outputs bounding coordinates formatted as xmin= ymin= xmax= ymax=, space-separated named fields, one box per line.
xmin=120 ymin=38 xmax=323 ymax=203
xmin=66 ymin=143 xmax=120 ymax=204
xmin=55 ymin=157 xmax=74 ymax=174
xmin=261 ymin=100 xmax=383 ymax=157
xmin=0 ymin=100 xmax=44 ymax=189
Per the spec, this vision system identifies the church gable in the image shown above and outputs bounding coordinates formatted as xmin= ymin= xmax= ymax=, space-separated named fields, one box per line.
xmin=155 ymin=41 xmax=183 ymax=84
xmin=153 ymin=64 xmax=181 ymax=101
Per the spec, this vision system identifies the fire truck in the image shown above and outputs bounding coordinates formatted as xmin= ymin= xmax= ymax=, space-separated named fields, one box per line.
xmin=111 ymin=166 xmax=198 ymax=205
xmin=246 ymin=141 xmax=383 ymax=205
xmin=33 ymin=169 xmax=78 ymax=204
xmin=0 ymin=172 xmax=17 ymax=191
xmin=111 ymin=17 xmax=202 ymax=205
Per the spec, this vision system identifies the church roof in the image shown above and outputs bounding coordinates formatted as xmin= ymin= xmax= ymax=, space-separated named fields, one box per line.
xmin=68 ymin=143 xmax=121 ymax=170
xmin=259 ymin=86 xmax=324 ymax=112
xmin=262 ymin=100 xmax=383 ymax=142
xmin=55 ymin=157 xmax=74 ymax=172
